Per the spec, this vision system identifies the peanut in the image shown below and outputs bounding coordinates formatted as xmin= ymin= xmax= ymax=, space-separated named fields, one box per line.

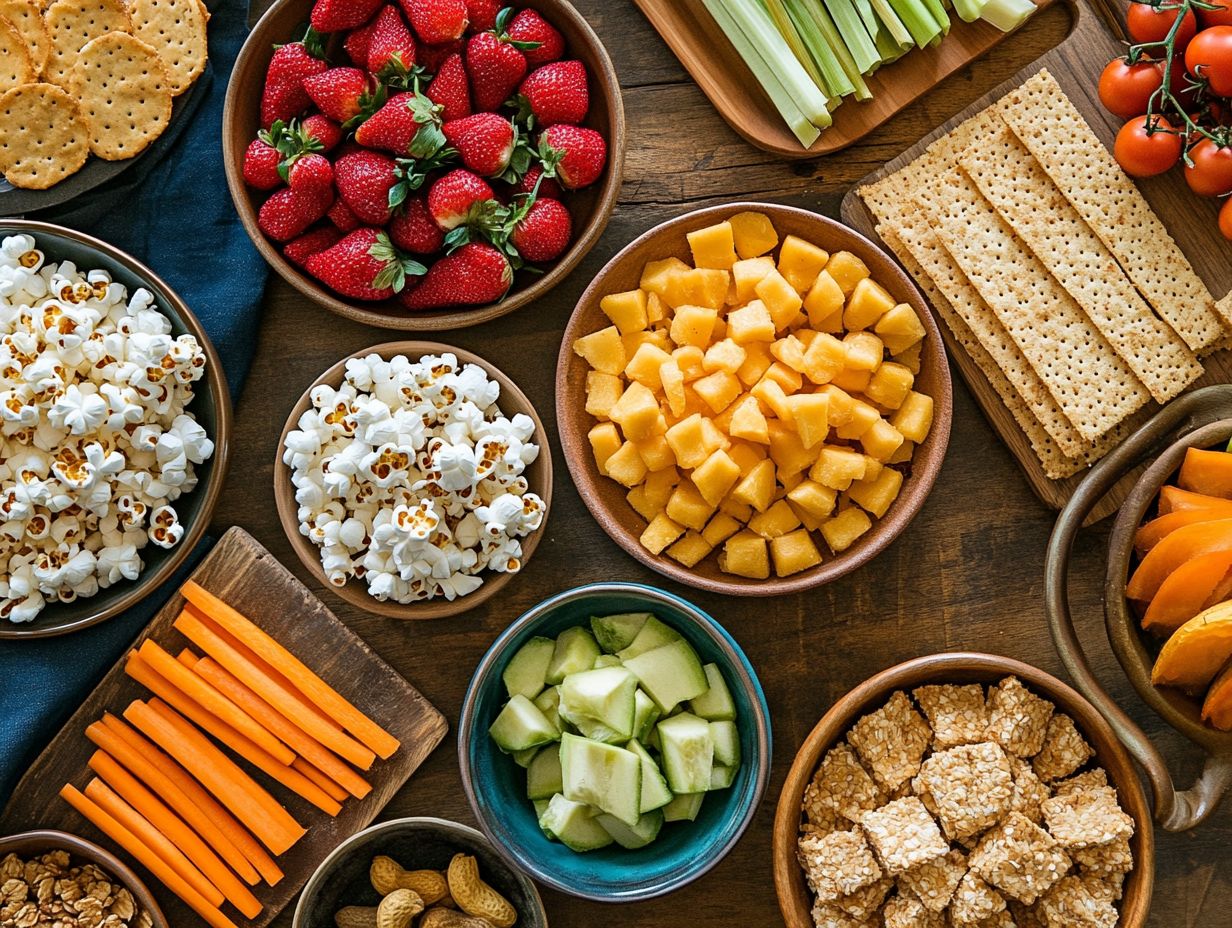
xmin=334 ymin=906 xmax=377 ymax=928
xmin=446 ymin=854 xmax=517 ymax=928
xmin=376 ymin=889 xmax=423 ymax=928
xmin=370 ymin=855 xmax=450 ymax=904
xmin=420 ymin=906 xmax=493 ymax=928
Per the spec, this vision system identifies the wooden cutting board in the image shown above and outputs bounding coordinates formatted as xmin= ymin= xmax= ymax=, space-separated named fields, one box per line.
xmin=0 ymin=526 xmax=448 ymax=928
xmin=841 ymin=0 xmax=1232 ymax=523
xmin=633 ymin=0 xmax=1056 ymax=158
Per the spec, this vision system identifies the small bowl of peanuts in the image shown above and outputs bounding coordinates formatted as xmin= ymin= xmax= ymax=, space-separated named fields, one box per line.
xmin=0 ymin=828 xmax=168 ymax=928
xmin=293 ymin=816 xmax=547 ymax=928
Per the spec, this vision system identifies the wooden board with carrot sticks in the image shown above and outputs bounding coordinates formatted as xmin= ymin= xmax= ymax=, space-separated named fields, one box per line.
xmin=0 ymin=527 xmax=447 ymax=928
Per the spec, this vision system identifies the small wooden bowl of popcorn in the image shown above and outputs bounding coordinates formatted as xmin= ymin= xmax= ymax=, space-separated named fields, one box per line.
xmin=274 ymin=340 xmax=553 ymax=620
xmin=772 ymin=652 xmax=1155 ymax=928
xmin=0 ymin=829 xmax=169 ymax=928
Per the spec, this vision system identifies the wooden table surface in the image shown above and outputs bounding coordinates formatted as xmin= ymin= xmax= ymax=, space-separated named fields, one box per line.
xmin=224 ymin=3 xmax=1229 ymax=924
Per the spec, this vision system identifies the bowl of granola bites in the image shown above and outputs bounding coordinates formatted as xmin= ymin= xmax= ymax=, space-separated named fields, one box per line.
xmin=772 ymin=652 xmax=1154 ymax=928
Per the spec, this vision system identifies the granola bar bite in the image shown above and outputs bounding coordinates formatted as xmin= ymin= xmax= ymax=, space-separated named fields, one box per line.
xmin=1033 ymin=714 xmax=1095 ymax=782
xmin=847 ymin=691 xmax=932 ymax=792
xmin=1037 ymin=874 xmax=1119 ymax=928
xmin=1071 ymin=836 xmax=1133 ymax=877
xmin=1041 ymin=788 xmax=1135 ymax=850
xmin=797 ymin=829 xmax=884 ymax=903
xmin=913 ymin=683 xmax=989 ymax=749
xmin=804 ymin=742 xmax=885 ymax=829
xmin=833 ymin=876 xmax=893 ymax=920
xmin=987 ymin=676 xmax=1055 ymax=757
xmin=883 ymin=892 xmax=945 ymax=928
xmin=809 ymin=899 xmax=874 ymax=928
xmin=915 ymin=741 xmax=1013 ymax=840
xmin=1052 ymin=767 xmax=1109 ymax=797
xmin=968 ymin=811 xmax=1072 ymax=904
xmin=1008 ymin=756 xmax=1051 ymax=824
xmin=897 ymin=848 xmax=967 ymax=913
xmin=949 ymin=870 xmax=1007 ymax=926
xmin=859 ymin=796 xmax=949 ymax=874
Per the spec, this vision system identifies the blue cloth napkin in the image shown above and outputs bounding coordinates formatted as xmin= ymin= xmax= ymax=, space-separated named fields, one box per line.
xmin=0 ymin=0 xmax=267 ymax=803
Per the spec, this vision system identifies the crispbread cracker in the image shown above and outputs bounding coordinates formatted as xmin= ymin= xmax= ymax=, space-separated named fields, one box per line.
xmin=70 ymin=31 xmax=171 ymax=160
xmin=914 ymin=168 xmax=1150 ymax=442
xmin=0 ymin=0 xmax=48 ymax=75
xmin=0 ymin=17 xmax=35 ymax=92
xmin=959 ymin=121 xmax=1202 ymax=404
xmin=129 ymin=0 xmax=206 ymax=95
xmin=998 ymin=69 xmax=1227 ymax=352
xmin=0 ymin=81 xmax=88 ymax=188
xmin=44 ymin=0 xmax=130 ymax=89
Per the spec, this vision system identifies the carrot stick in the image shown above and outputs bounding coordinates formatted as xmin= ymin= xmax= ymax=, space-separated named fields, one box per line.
xmin=137 ymin=639 xmax=296 ymax=766
xmin=60 ymin=784 xmax=240 ymax=928
xmin=177 ymin=648 xmax=199 ymax=669
xmin=124 ymin=700 xmax=306 ymax=856
xmin=88 ymin=751 xmax=264 ymax=919
xmin=174 ymin=608 xmax=376 ymax=770
xmin=180 ymin=581 xmax=399 ymax=759
xmin=84 ymin=777 xmax=224 ymax=907
xmin=125 ymin=654 xmax=342 ymax=816
xmin=193 ymin=655 xmax=372 ymax=800
xmin=292 ymin=758 xmax=348 ymax=803
xmin=86 ymin=718 xmax=261 ymax=886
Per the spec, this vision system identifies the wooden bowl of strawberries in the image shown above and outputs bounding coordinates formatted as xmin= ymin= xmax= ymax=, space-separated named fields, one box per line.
xmin=223 ymin=0 xmax=624 ymax=330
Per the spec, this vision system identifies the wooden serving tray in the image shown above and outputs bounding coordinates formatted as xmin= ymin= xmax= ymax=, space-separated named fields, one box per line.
xmin=841 ymin=0 xmax=1232 ymax=522
xmin=0 ymin=526 xmax=448 ymax=928
xmin=633 ymin=0 xmax=1056 ymax=158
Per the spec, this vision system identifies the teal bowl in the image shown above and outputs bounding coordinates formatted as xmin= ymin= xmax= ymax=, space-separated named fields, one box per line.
xmin=457 ymin=582 xmax=771 ymax=901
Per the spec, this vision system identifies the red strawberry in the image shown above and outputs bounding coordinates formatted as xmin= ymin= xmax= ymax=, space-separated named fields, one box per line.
xmin=334 ymin=150 xmax=400 ymax=225
xmin=345 ymin=18 xmax=377 ymax=65
xmin=442 ymin=113 xmax=521 ymax=177
xmin=366 ymin=4 xmax=417 ymax=75
xmin=301 ymin=113 xmax=343 ymax=151
xmin=398 ymin=0 xmax=467 ymax=44
xmin=539 ymin=124 xmax=605 ymax=189
xmin=287 ymin=152 xmax=334 ymax=192
xmin=389 ymin=197 xmax=445 ymax=253
xmin=328 ymin=199 xmax=361 ymax=231
xmin=311 ymin=0 xmax=381 ymax=32
xmin=427 ymin=168 xmax=494 ymax=229
xmin=400 ymin=242 xmax=512 ymax=309
xmin=259 ymin=187 xmax=333 ymax=242
xmin=508 ymin=9 xmax=563 ymax=66
xmin=243 ymin=136 xmax=284 ymax=190
xmin=284 ymin=226 xmax=342 ymax=269
xmin=306 ymin=229 xmax=426 ymax=300
xmin=510 ymin=196 xmax=571 ymax=263
xmin=426 ymin=52 xmax=471 ymax=121
xmin=466 ymin=30 xmax=527 ymax=112
xmin=514 ymin=164 xmax=563 ymax=200
xmin=259 ymin=41 xmax=327 ymax=129
xmin=418 ymin=37 xmax=463 ymax=72
xmin=303 ymin=67 xmax=378 ymax=124
xmin=355 ymin=91 xmax=445 ymax=157
xmin=519 ymin=60 xmax=588 ymax=127
xmin=463 ymin=0 xmax=500 ymax=32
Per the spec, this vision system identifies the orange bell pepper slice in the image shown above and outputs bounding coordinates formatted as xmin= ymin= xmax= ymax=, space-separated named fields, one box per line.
xmin=1127 ymin=518 xmax=1232 ymax=602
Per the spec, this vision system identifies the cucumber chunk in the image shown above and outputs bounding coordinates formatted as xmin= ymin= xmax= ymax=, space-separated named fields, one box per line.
xmin=512 ymin=746 xmax=540 ymax=768
xmin=623 ymin=638 xmax=709 ymax=714
xmin=709 ymin=720 xmax=741 ymax=768
xmin=689 ymin=663 xmax=737 ymax=721
xmin=559 ymin=666 xmax=638 ymax=742
xmin=632 ymin=689 xmax=661 ymax=743
xmin=708 ymin=764 xmax=736 ymax=791
xmin=595 ymin=809 xmax=664 ymax=849
xmin=627 ymin=739 xmax=674 ymax=813
xmin=489 ymin=694 xmax=559 ymax=754
xmin=591 ymin=612 xmax=653 ymax=653
xmin=560 ymin=733 xmax=643 ymax=827
xmin=593 ymin=654 xmax=623 ymax=669
xmin=616 ymin=615 xmax=683 ymax=660
xmin=533 ymin=798 xmax=550 ymax=820
xmin=656 ymin=712 xmax=714 ymax=794
xmin=527 ymin=745 xmax=565 ymax=800
xmin=502 ymin=636 xmax=555 ymax=700
xmin=662 ymin=791 xmax=705 ymax=823
xmin=532 ymin=685 xmax=563 ymax=733
xmin=538 ymin=794 xmax=614 ymax=851
xmin=546 ymin=627 xmax=601 ymax=685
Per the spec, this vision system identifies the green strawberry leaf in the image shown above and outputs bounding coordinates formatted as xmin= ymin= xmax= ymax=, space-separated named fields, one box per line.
xmin=370 ymin=234 xmax=426 ymax=292
xmin=443 ymin=225 xmax=473 ymax=253
xmin=536 ymin=138 xmax=565 ymax=178
xmin=494 ymin=6 xmax=515 ymax=34
xmin=508 ymin=39 xmax=542 ymax=51
xmin=409 ymin=122 xmax=446 ymax=159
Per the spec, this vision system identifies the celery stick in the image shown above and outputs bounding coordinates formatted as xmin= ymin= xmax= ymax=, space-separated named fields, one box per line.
xmin=888 ymin=0 xmax=942 ymax=45
xmin=702 ymin=0 xmax=826 ymax=143
xmin=872 ymin=24 xmax=909 ymax=62
xmin=763 ymin=0 xmax=829 ymax=94
xmin=782 ymin=0 xmax=855 ymax=98
xmin=920 ymin=0 xmax=951 ymax=34
xmin=979 ymin=0 xmax=1036 ymax=30
xmin=952 ymin=0 xmax=986 ymax=22
xmin=794 ymin=0 xmax=872 ymax=99
xmin=850 ymin=0 xmax=881 ymax=37
xmin=823 ymin=0 xmax=880 ymax=74
xmin=868 ymin=0 xmax=914 ymax=47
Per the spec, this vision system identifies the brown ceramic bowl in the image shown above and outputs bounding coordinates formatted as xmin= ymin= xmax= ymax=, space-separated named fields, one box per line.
xmin=771 ymin=653 xmax=1154 ymax=928
xmin=223 ymin=0 xmax=625 ymax=331
xmin=0 ymin=220 xmax=231 ymax=640
xmin=274 ymin=340 xmax=552 ymax=619
xmin=555 ymin=202 xmax=952 ymax=597
xmin=0 ymin=829 xmax=169 ymax=928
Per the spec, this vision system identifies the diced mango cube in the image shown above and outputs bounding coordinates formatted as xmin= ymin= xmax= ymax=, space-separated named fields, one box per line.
xmin=665 ymin=414 xmax=710 ymax=470
xmin=762 ymin=361 xmax=803 ymax=394
xmin=778 ymin=469 xmax=804 ymax=493
xmin=691 ymin=449 xmax=741 ymax=506
xmin=609 ymin=381 xmax=664 ymax=442
xmin=666 ymin=482 xmax=716 ymax=532
xmin=861 ymin=455 xmax=884 ymax=482
xmin=865 ymin=362 xmax=914 ymax=410
xmin=727 ymin=440 xmax=767 ymax=475
xmin=699 ymin=416 xmax=731 ymax=453
xmin=703 ymin=338 xmax=747 ymax=375
xmin=719 ymin=496 xmax=754 ymax=522
xmin=605 ymin=441 xmax=648 ymax=488
xmin=810 ymin=446 xmax=867 ymax=490
xmin=731 ymin=457 xmax=777 ymax=513
xmin=825 ymin=250 xmax=870 ymax=296
xmin=843 ymin=277 xmax=895 ymax=332
xmin=635 ymin=433 xmax=676 ymax=471
xmin=835 ymin=399 xmax=881 ymax=440
xmin=804 ymin=269 xmax=845 ymax=330
xmin=821 ymin=507 xmax=872 ymax=553
xmin=640 ymin=512 xmax=685 ymax=554
xmin=643 ymin=467 xmax=680 ymax=511
xmin=843 ymin=331 xmax=884 ymax=371
xmin=672 ymin=345 xmax=707 ymax=382
xmin=732 ymin=257 xmax=776 ymax=302
xmin=687 ymin=221 xmax=738 ymax=270
xmin=860 ymin=418 xmax=904 ymax=463
xmin=736 ymin=341 xmax=774 ymax=387
xmin=802 ymin=332 xmax=846 ymax=385
xmin=627 ymin=485 xmax=659 ymax=521
xmin=787 ymin=479 xmax=837 ymax=520
xmin=729 ymin=395 xmax=769 ymax=444
xmin=645 ymin=290 xmax=666 ymax=325
xmin=622 ymin=330 xmax=670 ymax=359
xmin=755 ymin=268 xmax=804 ymax=331
xmin=770 ymin=529 xmax=822 ymax=577
xmin=640 ymin=257 xmax=690 ymax=296
xmin=666 ymin=531 xmax=713 ymax=568
xmin=573 ymin=325 xmax=626 ymax=375
xmin=701 ymin=512 xmax=743 ymax=547
xmin=890 ymin=391 xmax=934 ymax=443
xmin=624 ymin=342 xmax=673 ymax=391
xmin=601 ymin=289 xmax=649 ymax=335
xmin=691 ymin=370 xmax=740 ymax=414
xmin=875 ymin=303 xmax=927 ymax=354
xmin=729 ymin=211 xmax=779 ymax=259
xmin=657 ymin=359 xmax=686 ymax=418
xmin=848 ymin=467 xmax=904 ymax=518
xmin=726 ymin=300 xmax=776 ymax=345
xmin=786 ymin=393 xmax=829 ymax=449
xmin=770 ymin=335 xmax=808 ymax=375
xmin=893 ymin=340 xmax=923 ymax=375
xmin=791 ymin=504 xmax=822 ymax=533
xmin=588 ymin=421 xmax=622 ymax=472
xmin=767 ymin=421 xmax=816 ymax=477
xmin=777 ymin=235 xmax=830 ymax=292
xmin=585 ymin=371 xmax=624 ymax=419
xmin=748 ymin=498 xmax=802 ymax=539
xmin=816 ymin=384 xmax=856 ymax=426
xmin=750 ymin=378 xmax=793 ymax=422
xmin=669 ymin=305 xmax=718 ymax=349
xmin=888 ymin=440 xmax=914 ymax=465
xmin=830 ymin=367 xmax=872 ymax=394
xmin=719 ymin=531 xmax=770 ymax=579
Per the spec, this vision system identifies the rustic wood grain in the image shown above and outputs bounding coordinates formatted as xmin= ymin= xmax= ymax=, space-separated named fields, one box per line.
xmin=841 ymin=1 xmax=1232 ymax=522
xmin=0 ymin=527 xmax=448 ymax=928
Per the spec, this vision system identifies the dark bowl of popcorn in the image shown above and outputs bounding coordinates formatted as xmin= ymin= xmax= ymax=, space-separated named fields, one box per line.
xmin=772 ymin=653 xmax=1154 ymax=928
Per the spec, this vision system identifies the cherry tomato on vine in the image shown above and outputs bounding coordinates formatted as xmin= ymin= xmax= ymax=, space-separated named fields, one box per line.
xmin=1198 ymin=0 xmax=1232 ymax=28
xmin=1099 ymin=57 xmax=1165 ymax=118
xmin=1186 ymin=25 xmax=1232 ymax=96
xmin=1220 ymin=197 xmax=1232 ymax=241
xmin=1127 ymin=2 xmax=1198 ymax=48
xmin=1115 ymin=115 xmax=1184 ymax=176
xmin=1185 ymin=138 xmax=1232 ymax=195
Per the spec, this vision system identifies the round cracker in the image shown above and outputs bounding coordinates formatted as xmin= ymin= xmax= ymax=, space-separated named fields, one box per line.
xmin=129 ymin=0 xmax=206 ymax=96
xmin=0 ymin=0 xmax=48 ymax=76
xmin=43 ymin=0 xmax=130 ymax=89
xmin=0 ymin=81 xmax=88 ymax=188
xmin=69 ymin=31 xmax=171 ymax=160
xmin=0 ymin=17 xmax=34 ymax=93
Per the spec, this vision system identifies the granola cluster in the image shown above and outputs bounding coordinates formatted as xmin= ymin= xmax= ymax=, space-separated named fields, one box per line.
xmin=796 ymin=677 xmax=1135 ymax=928
xmin=0 ymin=850 xmax=148 ymax=928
